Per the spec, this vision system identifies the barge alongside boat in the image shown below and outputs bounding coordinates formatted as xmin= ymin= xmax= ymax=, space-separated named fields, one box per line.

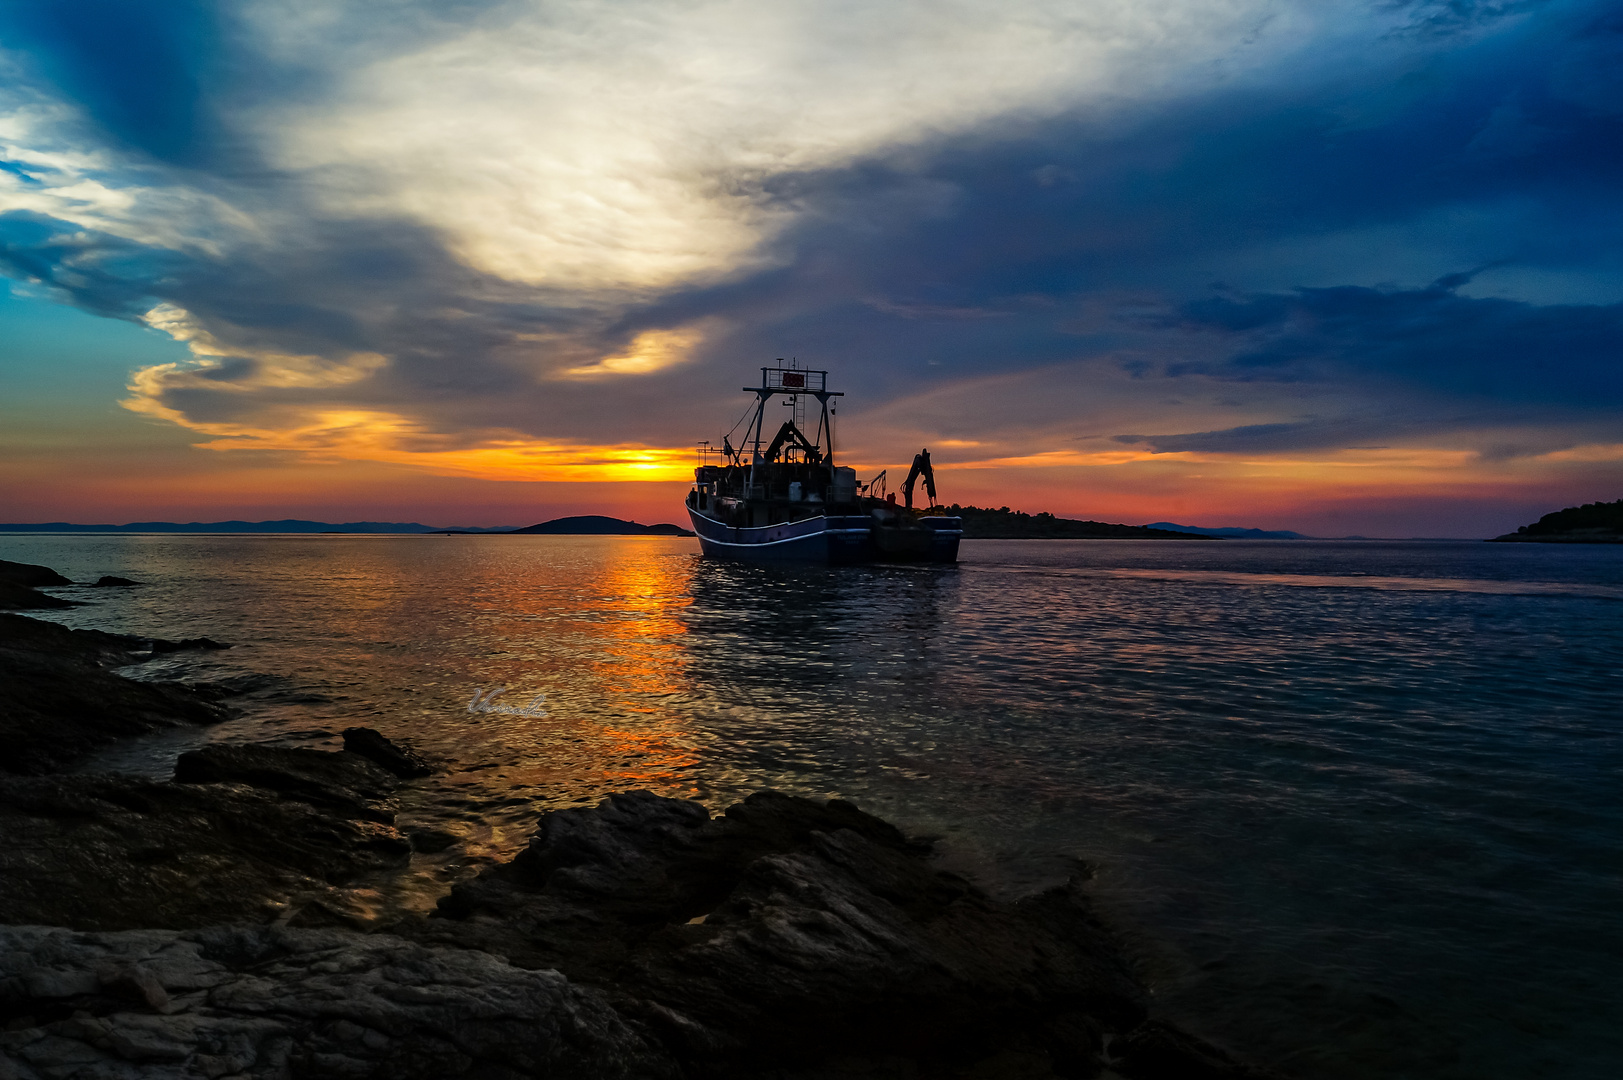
xmin=686 ymin=365 xmax=960 ymax=564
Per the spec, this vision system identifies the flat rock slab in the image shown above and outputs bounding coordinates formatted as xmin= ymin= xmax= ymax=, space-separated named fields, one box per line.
xmin=175 ymin=744 xmax=402 ymax=825
xmin=404 ymin=790 xmax=1274 ymax=1079
xmin=0 ymin=782 xmax=1276 ymax=1078
xmin=0 ymin=561 xmax=73 ymax=589
xmin=0 ymin=924 xmax=674 ymax=1080
xmin=0 ymin=562 xmax=80 ymax=612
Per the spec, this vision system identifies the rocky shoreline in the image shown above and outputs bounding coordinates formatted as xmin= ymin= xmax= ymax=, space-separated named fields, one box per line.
xmin=0 ymin=559 xmax=1274 ymax=1079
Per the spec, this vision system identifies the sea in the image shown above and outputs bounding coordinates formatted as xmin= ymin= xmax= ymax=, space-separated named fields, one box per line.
xmin=5 ymin=533 xmax=1621 ymax=1079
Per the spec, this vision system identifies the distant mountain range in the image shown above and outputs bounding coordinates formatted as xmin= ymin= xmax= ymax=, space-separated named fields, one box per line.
xmin=0 ymin=516 xmax=693 ymax=535
xmin=1145 ymin=522 xmax=1310 ymax=540
xmin=0 ymin=520 xmax=507 ymax=534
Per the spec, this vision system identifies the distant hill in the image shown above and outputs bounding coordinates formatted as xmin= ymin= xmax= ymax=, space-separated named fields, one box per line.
xmin=943 ymin=505 xmax=1216 ymax=540
xmin=506 ymin=516 xmax=694 ymax=536
xmin=1145 ymin=522 xmax=1309 ymax=540
xmin=0 ymin=520 xmax=512 ymax=534
xmin=1490 ymin=500 xmax=1623 ymax=543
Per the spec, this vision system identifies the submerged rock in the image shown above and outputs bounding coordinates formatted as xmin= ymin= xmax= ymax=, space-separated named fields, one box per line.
xmin=92 ymin=576 xmax=143 ymax=587
xmin=343 ymin=725 xmax=435 ymax=778
xmin=0 ymin=769 xmax=411 ymax=932
xmin=0 ymin=731 xmax=441 ymax=932
xmin=0 ymin=924 xmax=675 ymax=1079
xmin=1110 ymin=1019 xmax=1272 ymax=1080
xmin=146 ymin=635 xmax=230 ymax=654
xmin=0 ymin=614 xmax=230 ymax=775
xmin=0 ymin=581 xmax=79 ymax=610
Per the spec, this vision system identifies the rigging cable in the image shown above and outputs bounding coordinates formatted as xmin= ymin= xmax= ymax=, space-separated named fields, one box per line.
xmin=722 ymin=401 xmax=756 ymax=443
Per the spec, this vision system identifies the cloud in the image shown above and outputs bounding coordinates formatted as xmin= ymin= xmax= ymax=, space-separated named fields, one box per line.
xmin=0 ymin=0 xmax=1619 ymax=499
xmin=1162 ymin=273 xmax=1623 ymax=407
xmin=1115 ymin=422 xmax=1368 ymax=455
xmin=561 ymin=320 xmax=723 ymax=379
xmin=251 ymin=0 xmax=1321 ymax=297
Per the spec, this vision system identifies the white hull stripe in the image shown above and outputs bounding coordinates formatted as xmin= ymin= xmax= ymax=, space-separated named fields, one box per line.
xmin=695 ymin=530 xmax=861 ymax=549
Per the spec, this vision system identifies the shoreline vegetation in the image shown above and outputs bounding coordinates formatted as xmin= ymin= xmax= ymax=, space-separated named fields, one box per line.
xmin=0 ymin=557 xmax=1273 ymax=1079
xmin=945 ymin=506 xmax=1218 ymax=540
xmin=1490 ymin=499 xmax=1623 ymax=543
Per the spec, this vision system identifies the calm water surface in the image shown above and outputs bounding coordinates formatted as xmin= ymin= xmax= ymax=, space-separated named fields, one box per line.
xmin=5 ymin=534 xmax=1621 ymax=1079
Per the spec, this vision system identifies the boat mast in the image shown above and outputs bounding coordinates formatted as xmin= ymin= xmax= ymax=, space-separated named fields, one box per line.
xmin=742 ymin=362 xmax=841 ymax=493
xmin=746 ymin=367 xmax=771 ymax=494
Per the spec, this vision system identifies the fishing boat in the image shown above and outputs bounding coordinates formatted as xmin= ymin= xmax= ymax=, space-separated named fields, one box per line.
xmin=686 ymin=364 xmax=961 ymax=564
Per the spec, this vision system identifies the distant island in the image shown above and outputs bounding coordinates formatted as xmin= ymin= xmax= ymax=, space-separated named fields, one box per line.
xmin=1145 ymin=521 xmax=1309 ymax=540
xmin=501 ymin=516 xmax=693 ymax=536
xmin=1490 ymin=499 xmax=1623 ymax=544
xmin=943 ymin=505 xmax=1217 ymax=540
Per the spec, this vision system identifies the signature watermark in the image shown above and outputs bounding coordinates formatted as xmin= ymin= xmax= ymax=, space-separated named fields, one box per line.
xmin=467 ymin=687 xmax=549 ymax=718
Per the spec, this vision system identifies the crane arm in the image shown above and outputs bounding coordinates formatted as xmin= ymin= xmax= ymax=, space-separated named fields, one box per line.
xmin=761 ymin=420 xmax=824 ymax=464
xmin=901 ymin=448 xmax=936 ymax=509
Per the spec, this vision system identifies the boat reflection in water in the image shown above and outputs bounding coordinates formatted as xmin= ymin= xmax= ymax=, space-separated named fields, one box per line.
xmin=686 ymin=364 xmax=961 ymax=564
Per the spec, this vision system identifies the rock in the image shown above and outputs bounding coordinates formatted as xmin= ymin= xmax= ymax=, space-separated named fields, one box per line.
xmin=0 ymin=770 xmax=411 ymax=931
xmin=92 ymin=576 xmax=143 ymax=587
xmin=1111 ymin=1019 xmax=1280 ymax=1079
xmin=403 ymin=790 xmax=1169 ymax=1077
xmin=0 ymin=777 xmax=1276 ymax=1077
xmin=0 ymin=561 xmax=81 ymax=612
xmin=408 ymin=828 xmax=460 ymax=854
xmin=174 ymin=744 xmax=401 ymax=825
xmin=148 ymin=636 xmax=231 ymax=653
xmin=0 ymin=560 xmax=73 ymax=588
xmin=343 ymin=726 xmax=434 ymax=778
xmin=0 ymin=924 xmax=676 ymax=1079
xmin=0 ymin=614 xmax=230 ymax=775
xmin=0 ymin=581 xmax=80 ymax=610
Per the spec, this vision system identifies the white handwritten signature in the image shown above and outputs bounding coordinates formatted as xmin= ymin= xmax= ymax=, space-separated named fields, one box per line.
xmin=466 ymin=687 xmax=549 ymax=717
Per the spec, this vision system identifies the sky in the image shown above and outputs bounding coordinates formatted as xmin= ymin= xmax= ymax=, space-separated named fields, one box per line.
xmin=0 ymin=0 xmax=1619 ymax=536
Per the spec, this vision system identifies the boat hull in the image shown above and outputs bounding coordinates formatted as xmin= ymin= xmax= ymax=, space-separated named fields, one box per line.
xmin=688 ymin=507 xmax=871 ymax=564
xmin=872 ymin=515 xmax=962 ymax=564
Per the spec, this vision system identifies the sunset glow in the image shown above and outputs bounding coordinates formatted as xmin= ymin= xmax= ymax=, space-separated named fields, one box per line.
xmin=1 ymin=0 xmax=1619 ymax=534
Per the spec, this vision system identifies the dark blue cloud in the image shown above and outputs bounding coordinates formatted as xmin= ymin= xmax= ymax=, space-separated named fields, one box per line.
xmin=1114 ymin=422 xmax=1386 ymax=455
xmin=623 ymin=0 xmax=1623 ymax=409
xmin=0 ymin=0 xmax=513 ymax=169
xmin=1163 ymin=274 xmax=1623 ymax=405
xmin=0 ymin=212 xmax=186 ymax=318
xmin=0 ymin=0 xmax=220 ymax=165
